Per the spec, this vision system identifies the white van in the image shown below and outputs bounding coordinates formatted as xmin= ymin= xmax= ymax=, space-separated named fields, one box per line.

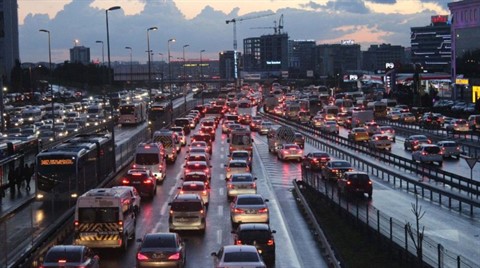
xmin=133 ymin=142 xmax=166 ymax=182
xmin=152 ymin=129 xmax=178 ymax=163
xmin=74 ymin=188 xmax=136 ymax=251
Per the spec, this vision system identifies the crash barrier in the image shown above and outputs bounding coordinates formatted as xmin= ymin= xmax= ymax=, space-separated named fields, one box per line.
xmin=301 ymin=169 xmax=478 ymax=268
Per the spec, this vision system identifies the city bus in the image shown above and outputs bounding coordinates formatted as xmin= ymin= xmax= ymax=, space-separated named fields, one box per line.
xmin=367 ymin=101 xmax=388 ymax=119
xmin=118 ymin=102 xmax=147 ymax=125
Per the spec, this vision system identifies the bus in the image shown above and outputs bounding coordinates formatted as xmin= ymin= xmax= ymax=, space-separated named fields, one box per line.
xmin=35 ymin=133 xmax=114 ymax=201
xmin=367 ymin=101 xmax=388 ymax=119
xmin=132 ymin=142 xmax=166 ymax=183
xmin=21 ymin=107 xmax=44 ymax=124
xmin=148 ymin=101 xmax=172 ymax=131
xmin=119 ymin=102 xmax=147 ymax=125
xmin=228 ymin=128 xmax=253 ymax=154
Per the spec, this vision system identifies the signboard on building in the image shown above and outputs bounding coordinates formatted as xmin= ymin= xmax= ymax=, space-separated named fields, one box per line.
xmin=281 ymin=71 xmax=289 ymax=78
xmin=431 ymin=15 xmax=448 ymax=24
xmin=456 ymin=78 xmax=469 ymax=85
xmin=306 ymin=70 xmax=314 ymax=77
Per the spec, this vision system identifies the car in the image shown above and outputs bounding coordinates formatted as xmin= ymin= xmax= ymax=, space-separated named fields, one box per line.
xmin=348 ymin=127 xmax=369 ymax=142
xmin=276 ymin=143 xmax=303 ymax=161
xmin=182 ymin=171 xmax=210 ymax=188
xmin=185 ymin=152 xmax=211 ymax=166
xmin=222 ymin=120 xmax=235 ymax=133
xmin=200 ymin=125 xmax=216 ymax=141
xmin=376 ymin=126 xmax=396 ymax=142
xmin=186 ymin=147 xmax=211 ymax=159
xmin=302 ymin=151 xmax=331 ymax=170
xmin=168 ymin=193 xmax=206 ymax=232
xmin=337 ymin=171 xmax=373 ymax=198
xmin=136 ymin=232 xmax=186 ymax=268
xmin=120 ymin=169 xmax=157 ymax=198
xmin=225 ymin=159 xmax=250 ymax=179
xmin=211 ymin=245 xmax=266 ymax=268
xmin=387 ymin=110 xmax=402 ymax=121
xmin=368 ymin=134 xmax=392 ymax=151
xmin=467 ymin=114 xmax=480 ymax=131
xmin=66 ymin=122 xmax=81 ymax=133
xmin=189 ymin=140 xmax=212 ymax=154
xmin=404 ymin=135 xmax=431 ymax=151
xmin=229 ymin=150 xmax=252 ymax=169
xmin=293 ymin=133 xmax=305 ymax=149
xmin=170 ymin=126 xmax=187 ymax=146
xmin=321 ymin=120 xmax=339 ymax=134
xmin=364 ymin=121 xmax=379 ymax=136
xmin=41 ymin=245 xmax=99 ymax=268
xmin=445 ymin=119 xmax=470 ymax=133
xmin=412 ymin=144 xmax=443 ymax=165
xmin=178 ymin=181 xmax=210 ymax=206
xmin=249 ymin=118 xmax=263 ymax=131
xmin=336 ymin=112 xmax=348 ymax=126
xmin=226 ymin=173 xmax=257 ymax=201
xmin=232 ymin=223 xmax=276 ymax=265
xmin=437 ymin=140 xmax=462 ymax=159
xmin=312 ymin=115 xmax=324 ymax=128
xmin=258 ymin=121 xmax=273 ymax=135
xmin=400 ymin=112 xmax=416 ymax=123
xmin=230 ymin=194 xmax=269 ymax=227
xmin=184 ymin=161 xmax=212 ymax=180
xmin=321 ymin=160 xmax=354 ymax=181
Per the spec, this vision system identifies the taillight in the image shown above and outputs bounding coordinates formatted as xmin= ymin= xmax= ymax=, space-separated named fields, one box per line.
xmin=236 ymin=240 xmax=242 ymax=245
xmin=346 ymin=181 xmax=351 ymax=185
xmin=368 ymin=181 xmax=372 ymax=185
xmin=204 ymin=168 xmax=209 ymax=173
xmin=143 ymin=179 xmax=153 ymax=184
xmin=74 ymin=220 xmax=79 ymax=229
xmin=228 ymin=184 xmax=234 ymax=189
xmin=202 ymin=190 xmax=207 ymax=195
xmin=234 ymin=208 xmax=244 ymax=213
xmin=179 ymin=190 xmax=185 ymax=194
xmin=267 ymin=239 xmax=274 ymax=246
xmin=258 ymin=208 xmax=268 ymax=213
xmin=137 ymin=253 xmax=149 ymax=260
xmin=227 ymin=167 xmax=231 ymax=172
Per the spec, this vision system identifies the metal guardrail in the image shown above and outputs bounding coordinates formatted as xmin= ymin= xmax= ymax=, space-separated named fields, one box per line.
xmin=262 ymin=112 xmax=480 ymax=204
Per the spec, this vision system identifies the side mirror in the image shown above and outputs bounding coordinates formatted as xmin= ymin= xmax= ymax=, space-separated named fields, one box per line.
xmin=264 ymin=199 xmax=269 ymax=202
xmin=254 ymin=177 xmax=257 ymax=181
xmin=211 ymin=252 xmax=217 ymax=257
xmin=271 ymin=230 xmax=276 ymax=234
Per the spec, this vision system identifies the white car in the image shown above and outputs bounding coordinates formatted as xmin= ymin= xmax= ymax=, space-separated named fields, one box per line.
xmin=226 ymin=173 xmax=257 ymax=200
xmin=211 ymin=245 xmax=266 ymax=268
xmin=445 ymin=119 xmax=470 ymax=133
xmin=437 ymin=140 xmax=462 ymax=159
xmin=177 ymin=181 xmax=210 ymax=206
xmin=259 ymin=122 xmax=273 ymax=135
xmin=376 ymin=126 xmax=396 ymax=142
xmin=225 ymin=159 xmax=250 ymax=179
xmin=412 ymin=144 xmax=443 ymax=165
xmin=277 ymin=144 xmax=303 ymax=161
xmin=368 ymin=134 xmax=392 ymax=151
xmin=321 ymin=120 xmax=339 ymax=134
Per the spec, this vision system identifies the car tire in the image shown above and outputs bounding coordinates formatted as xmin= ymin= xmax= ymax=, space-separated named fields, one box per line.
xmin=121 ymin=235 xmax=128 ymax=252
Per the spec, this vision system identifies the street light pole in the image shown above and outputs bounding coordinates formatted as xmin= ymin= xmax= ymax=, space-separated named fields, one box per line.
xmin=147 ymin=27 xmax=158 ymax=104
xmin=158 ymin=53 xmax=164 ymax=93
xmin=183 ymin=44 xmax=189 ymax=112
xmin=200 ymin=49 xmax=205 ymax=105
xmin=125 ymin=46 xmax=133 ymax=86
xmin=105 ymin=6 xmax=121 ymax=86
xmin=167 ymin=38 xmax=176 ymax=123
xmin=39 ymin=29 xmax=55 ymax=140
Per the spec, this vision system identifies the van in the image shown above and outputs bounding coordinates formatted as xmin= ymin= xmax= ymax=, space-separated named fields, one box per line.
xmin=133 ymin=142 xmax=166 ymax=182
xmin=74 ymin=188 xmax=136 ymax=251
xmin=152 ymin=129 xmax=178 ymax=163
xmin=168 ymin=193 xmax=206 ymax=233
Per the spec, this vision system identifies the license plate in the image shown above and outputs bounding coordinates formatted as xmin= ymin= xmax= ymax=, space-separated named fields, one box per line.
xmin=246 ymin=210 xmax=256 ymax=214
xmin=131 ymin=181 xmax=141 ymax=184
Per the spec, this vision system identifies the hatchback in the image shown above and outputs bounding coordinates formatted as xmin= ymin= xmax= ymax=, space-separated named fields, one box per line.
xmin=412 ymin=144 xmax=443 ymax=165
xmin=230 ymin=194 xmax=269 ymax=227
xmin=178 ymin=181 xmax=210 ymax=206
xmin=225 ymin=159 xmax=250 ymax=179
xmin=302 ymin=151 xmax=331 ymax=170
xmin=136 ymin=232 xmax=186 ymax=268
xmin=41 ymin=245 xmax=99 ymax=268
xmin=226 ymin=173 xmax=257 ymax=201
xmin=337 ymin=171 xmax=373 ymax=198
xmin=321 ymin=120 xmax=339 ymax=134
xmin=211 ymin=245 xmax=266 ymax=268
xmin=168 ymin=194 xmax=206 ymax=232
xmin=259 ymin=122 xmax=273 ymax=135
xmin=232 ymin=223 xmax=276 ymax=265
xmin=121 ymin=169 xmax=157 ymax=198
xmin=404 ymin=135 xmax=431 ymax=151
xmin=183 ymin=171 xmax=210 ymax=188
xmin=437 ymin=140 xmax=462 ymax=159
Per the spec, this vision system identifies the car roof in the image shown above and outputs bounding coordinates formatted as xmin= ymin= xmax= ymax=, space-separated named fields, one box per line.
xmin=173 ymin=193 xmax=202 ymax=201
xmin=237 ymin=223 xmax=270 ymax=231
xmin=222 ymin=245 xmax=259 ymax=253
xmin=229 ymin=159 xmax=248 ymax=164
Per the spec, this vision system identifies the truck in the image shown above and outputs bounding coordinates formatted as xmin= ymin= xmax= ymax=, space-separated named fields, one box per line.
xmin=350 ymin=110 xmax=374 ymax=128
xmin=264 ymin=94 xmax=279 ymax=113
xmin=267 ymin=126 xmax=296 ymax=153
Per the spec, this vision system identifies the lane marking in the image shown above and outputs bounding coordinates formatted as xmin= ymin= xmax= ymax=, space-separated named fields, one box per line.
xmin=219 ymin=188 xmax=224 ymax=196
xmin=153 ymin=221 xmax=162 ymax=233
xmin=216 ymin=230 xmax=222 ymax=245
xmin=160 ymin=202 xmax=168 ymax=216
xmin=218 ymin=205 xmax=223 ymax=217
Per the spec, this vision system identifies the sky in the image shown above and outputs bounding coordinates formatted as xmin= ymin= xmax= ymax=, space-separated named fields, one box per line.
xmin=18 ymin=0 xmax=452 ymax=64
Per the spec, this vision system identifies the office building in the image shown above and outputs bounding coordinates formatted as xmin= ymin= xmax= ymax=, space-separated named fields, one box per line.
xmin=70 ymin=45 xmax=90 ymax=65
xmin=314 ymin=41 xmax=362 ymax=77
xmin=219 ymin=51 xmax=237 ymax=80
xmin=243 ymin=33 xmax=289 ymax=78
xmin=410 ymin=15 xmax=451 ymax=73
xmin=288 ymin=40 xmax=316 ymax=78
xmin=362 ymin=44 xmax=406 ymax=73
xmin=0 ymin=0 xmax=19 ymax=82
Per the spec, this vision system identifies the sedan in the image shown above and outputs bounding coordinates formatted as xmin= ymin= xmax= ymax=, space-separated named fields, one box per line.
xmin=302 ymin=151 xmax=331 ymax=170
xmin=348 ymin=127 xmax=369 ymax=142
xmin=136 ymin=232 xmax=186 ymax=268
xmin=412 ymin=144 xmax=443 ymax=165
xmin=225 ymin=159 xmax=250 ymax=179
xmin=277 ymin=144 xmax=303 ymax=162
xmin=321 ymin=120 xmax=339 ymax=134
xmin=321 ymin=160 xmax=354 ymax=181
xmin=404 ymin=135 xmax=431 ymax=151
xmin=121 ymin=169 xmax=157 ymax=198
xmin=232 ymin=223 xmax=276 ymax=265
xmin=226 ymin=173 xmax=257 ymax=201
xmin=178 ymin=181 xmax=210 ymax=206
xmin=229 ymin=150 xmax=252 ymax=169
xmin=445 ymin=119 xmax=470 ymax=133
xmin=259 ymin=121 xmax=274 ymax=135
xmin=230 ymin=194 xmax=269 ymax=227
xmin=368 ymin=134 xmax=392 ymax=151
xmin=41 ymin=245 xmax=99 ymax=268
xmin=184 ymin=161 xmax=212 ymax=180
xmin=211 ymin=245 xmax=266 ymax=268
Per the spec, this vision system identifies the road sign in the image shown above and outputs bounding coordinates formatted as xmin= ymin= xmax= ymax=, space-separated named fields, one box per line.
xmin=465 ymin=157 xmax=477 ymax=169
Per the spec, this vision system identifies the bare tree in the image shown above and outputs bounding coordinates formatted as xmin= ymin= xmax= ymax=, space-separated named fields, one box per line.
xmin=406 ymin=194 xmax=425 ymax=267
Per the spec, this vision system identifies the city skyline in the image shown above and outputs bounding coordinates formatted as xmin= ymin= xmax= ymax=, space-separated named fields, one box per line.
xmin=19 ymin=0 xmax=450 ymax=64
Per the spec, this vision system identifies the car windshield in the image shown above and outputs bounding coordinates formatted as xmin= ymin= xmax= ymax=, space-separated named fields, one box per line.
xmin=238 ymin=230 xmax=270 ymax=242
xmin=143 ymin=235 xmax=176 ymax=248
xmin=224 ymin=252 xmax=259 ymax=262
xmin=237 ymin=197 xmax=263 ymax=205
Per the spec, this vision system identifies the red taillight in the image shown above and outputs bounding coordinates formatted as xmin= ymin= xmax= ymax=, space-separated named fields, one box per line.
xmin=427 ymin=140 xmax=432 ymax=144
xmin=121 ymin=179 xmax=130 ymax=184
xmin=236 ymin=240 xmax=242 ymax=245
xmin=227 ymin=167 xmax=231 ymax=172
xmin=227 ymin=184 xmax=234 ymax=189
xmin=234 ymin=208 xmax=244 ymax=213
xmin=346 ymin=181 xmax=351 ymax=185
xmin=132 ymin=164 xmax=137 ymax=168
xmin=202 ymin=190 xmax=207 ymax=195
xmin=204 ymin=168 xmax=209 ymax=173
xmin=368 ymin=181 xmax=372 ymax=185
xmin=74 ymin=220 xmax=79 ymax=229
xmin=267 ymin=239 xmax=274 ymax=246
xmin=137 ymin=253 xmax=149 ymax=260
xmin=258 ymin=208 xmax=268 ymax=213
xmin=179 ymin=190 xmax=185 ymax=194
xmin=118 ymin=220 xmax=123 ymax=226
xmin=143 ymin=179 xmax=153 ymax=184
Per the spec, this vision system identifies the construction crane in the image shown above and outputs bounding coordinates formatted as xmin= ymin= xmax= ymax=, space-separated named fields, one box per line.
xmin=226 ymin=12 xmax=274 ymax=85
xmin=250 ymin=14 xmax=284 ymax=34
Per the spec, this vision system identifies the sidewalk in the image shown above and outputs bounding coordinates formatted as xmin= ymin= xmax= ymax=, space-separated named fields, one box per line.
xmin=0 ymin=182 xmax=35 ymax=220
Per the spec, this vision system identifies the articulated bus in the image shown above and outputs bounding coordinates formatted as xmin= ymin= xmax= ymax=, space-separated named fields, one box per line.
xmin=35 ymin=133 xmax=114 ymax=201
xmin=119 ymin=102 xmax=147 ymax=125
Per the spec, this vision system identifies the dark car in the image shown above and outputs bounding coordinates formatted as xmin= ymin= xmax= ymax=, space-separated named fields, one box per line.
xmin=200 ymin=126 xmax=216 ymax=141
xmin=174 ymin=118 xmax=191 ymax=135
xmin=403 ymin=135 xmax=431 ymax=151
xmin=293 ymin=132 xmax=305 ymax=149
xmin=136 ymin=232 xmax=186 ymax=268
xmin=232 ymin=223 xmax=276 ymax=265
xmin=321 ymin=160 xmax=354 ymax=181
xmin=302 ymin=151 xmax=331 ymax=170
xmin=337 ymin=171 xmax=373 ymax=198
xmin=183 ymin=171 xmax=210 ymax=188
xmin=41 ymin=245 xmax=99 ymax=268
xmin=121 ymin=169 xmax=157 ymax=198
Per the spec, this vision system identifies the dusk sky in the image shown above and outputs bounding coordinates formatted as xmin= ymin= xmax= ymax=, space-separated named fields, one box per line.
xmin=18 ymin=0 xmax=451 ymax=64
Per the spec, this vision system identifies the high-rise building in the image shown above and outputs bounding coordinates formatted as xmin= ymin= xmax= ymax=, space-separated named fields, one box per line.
xmin=410 ymin=15 xmax=451 ymax=73
xmin=288 ymin=40 xmax=316 ymax=79
xmin=314 ymin=41 xmax=362 ymax=77
xmin=219 ymin=51 xmax=237 ymax=80
xmin=362 ymin=44 xmax=406 ymax=73
xmin=0 ymin=0 xmax=19 ymax=82
xmin=243 ymin=33 xmax=288 ymax=77
xmin=70 ymin=46 xmax=90 ymax=65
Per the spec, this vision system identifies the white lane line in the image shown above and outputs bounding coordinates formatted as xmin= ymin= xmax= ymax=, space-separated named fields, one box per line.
xmin=160 ymin=202 xmax=169 ymax=217
xmin=168 ymin=186 xmax=176 ymax=196
xmin=153 ymin=221 xmax=162 ymax=233
xmin=218 ymin=205 xmax=223 ymax=217
xmin=220 ymin=154 xmax=224 ymax=159
xmin=219 ymin=173 xmax=225 ymax=180
xmin=216 ymin=230 xmax=222 ymax=245
xmin=220 ymin=147 xmax=224 ymax=152
xmin=219 ymin=188 xmax=224 ymax=196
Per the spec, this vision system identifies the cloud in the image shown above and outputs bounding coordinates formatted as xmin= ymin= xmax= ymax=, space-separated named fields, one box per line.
xmin=367 ymin=0 xmax=397 ymax=4
xmin=325 ymin=0 xmax=371 ymax=14
xmin=299 ymin=1 xmax=325 ymax=10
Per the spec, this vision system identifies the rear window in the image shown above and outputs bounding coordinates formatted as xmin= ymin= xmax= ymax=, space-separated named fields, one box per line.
xmin=232 ymin=152 xmax=249 ymax=158
xmin=347 ymin=173 xmax=370 ymax=182
xmin=312 ymin=153 xmax=329 ymax=158
xmin=237 ymin=197 xmax=263 ymax=205
xmin=182 ymin=184 xmax=205 ymax=191
xmin=440 ymin=142 xmax=457 ymax=147
xmin=171 ymin=201 xmax=203 ymax=211
xmin=224 ymin=252 xmax=259 ymax=262
xmin=424 ymin=146 xmax=440 ymax=154
xmin=238 ymin=230 xmax=270 ymax=242
xmin=226 ymin=115 xmax=239 ymax=121
xmin=135 ymin=153 xmax=160 ymax=165
xmin=331 ymin=161 xmax=351 ymax=168
xmin=78 ymin=208 xmax=119 ymax=223
xmin=44 ymin=248 xmax=82 ymax=263
xmin=184 ymin=174 xmax=207 ymax=181
xmin=231 ymin=175 xmax=253 ymax=182
xmin=143 ymin=235 xmax=176 ymax=248
xmin=229 ymin=162 xmax=247 ymax=168
xmin=175 ymin=119 xmax=190 ymax=126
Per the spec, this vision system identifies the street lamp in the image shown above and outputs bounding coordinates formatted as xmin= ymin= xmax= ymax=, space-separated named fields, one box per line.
xmin=105 ymin=5 xmax=121 ymax=86
xmin=125 ymin=46 xmax=133 ymax=86
xmin=158 ymin=53 xmax=164 ymax=93
xmin=39 ymin=29 xmax=55 ymax=140
xmin=182 ymin=44 xmax=189 ymax=112
xmin=167 ymin=38 xmax=176 ymax=123
xmin=147 ymin=26 xmax=158 ymax=104
xmin=200 ymin=49 xmax=205 ymax=105
xmin=95 ymin=40 xmax=105 ymax=65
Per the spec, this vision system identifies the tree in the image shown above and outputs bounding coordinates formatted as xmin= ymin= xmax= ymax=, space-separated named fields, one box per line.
xmin=406 ymin=193 xmax=425 ymax=267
